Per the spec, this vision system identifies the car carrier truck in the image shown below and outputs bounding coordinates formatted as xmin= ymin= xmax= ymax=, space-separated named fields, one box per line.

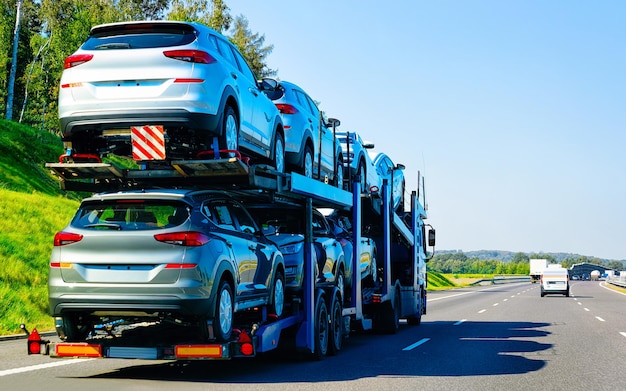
xmin=24 ymin=146 xmax=434 ymax=360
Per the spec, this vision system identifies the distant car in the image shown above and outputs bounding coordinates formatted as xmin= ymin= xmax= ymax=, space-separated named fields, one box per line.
xmin=335 ymin=131 xmax=376 ymax=193
xmin=58 ymin=20 xmax=285 ymax=170
xmin=369 ymin=151 xmax=406 ymax=212
xmin=245 ymin=204 xmax=348 ymax=296
xmin=48 ymin=189 xmax=285 ymax=343
xmin=262 ymin=80 xmax=343 ymax=187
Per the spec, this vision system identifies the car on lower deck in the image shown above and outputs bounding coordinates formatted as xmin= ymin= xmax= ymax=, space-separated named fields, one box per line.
xmin=58 ymin=20 xmax=285 ymax=171
xmin=48 ymin=189 xmax=285 ymax=343
xmin=244 ymin=203 xmax=349 ymax=298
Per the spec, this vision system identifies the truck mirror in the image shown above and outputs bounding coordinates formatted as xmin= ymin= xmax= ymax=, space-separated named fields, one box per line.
xmin=428 ymin=229 xmax=436 ymax=247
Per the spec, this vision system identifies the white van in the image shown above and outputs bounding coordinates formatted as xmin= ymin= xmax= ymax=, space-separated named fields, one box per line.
xmin=540 ymin=267 xmax=570 ymax=297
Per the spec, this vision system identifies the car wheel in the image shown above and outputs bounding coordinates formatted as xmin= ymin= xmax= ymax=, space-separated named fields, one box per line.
xmin=327 ymin=290 xmax=343 ymax=356
xmin=221 ymin=105 xmax=239 ymax=154
xmin=274 ymin=134 xmax=285 ymax=173
xmin=301 ymin=145 xmax=314 ymax=178
xmin=57 ymin=314 xmax=91 ymax=342
xmin=269 ymin=270 xmax=285 ymax=318
xmin=357 ymin=159 xmax=367 ymax=193
xmin=336 ymin=267 xmax=345 ymax=302
xmin=215 ymin=280 xmax=234 ymax=341
xmin=334 ymin=157 xmax=344 ymax=189
xmin=407 ymin=288 xmax=422 ymax=326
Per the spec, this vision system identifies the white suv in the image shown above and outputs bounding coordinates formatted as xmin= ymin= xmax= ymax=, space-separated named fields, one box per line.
xmin=59 ymin=20 xmax=285 ymax=171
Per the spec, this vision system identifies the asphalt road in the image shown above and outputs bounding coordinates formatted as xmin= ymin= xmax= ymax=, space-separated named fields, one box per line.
xmin=2 ymin=281 xmax=625 ymax=391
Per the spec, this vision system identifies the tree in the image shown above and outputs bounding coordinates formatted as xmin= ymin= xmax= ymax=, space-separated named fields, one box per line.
xmin=228 ymin=15 xmax=275 ymax=78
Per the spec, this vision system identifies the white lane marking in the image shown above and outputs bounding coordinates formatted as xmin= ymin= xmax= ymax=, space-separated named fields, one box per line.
xmin=403 ymin=338 xmax=430 ymax=351
xmin=453 ymin=319 xmax=466 ymax=326
xmin=596 ymin=316 xmax=605 ymax=322
xmin=577 ymin=302 xmax=582 ymax=305
xmin=599 ymin=282 xmax=626 ymax=296
xmin=0 ymin=359 xmax=93 ymax=377
xmin=478 ymin=309 xmax=487 ymax=314
xmin=493 ymin=303 xmax=499 ymax=307
xmin=620 ymin=332 xmax=626 ymax=339
xmin=584 ymin=308 xmax=590 ymax=312
xmin=428 ymin=285 xmax=517 ymax=302
xmin=503 ymin=299 xmax=508 ymax=302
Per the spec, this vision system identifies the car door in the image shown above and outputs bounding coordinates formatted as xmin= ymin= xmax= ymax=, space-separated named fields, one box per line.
xmin=304 ymin=92 xmax=335 ymax=177
xmin=232 ymin=47 xmax=273 ymax=157
xmin=229 ymin=200 xmax=273 ymax=297
xmin=312 ymin=210 xmax=342 ymax=283
xmin=202 ymin=200 xmax=259 ymax=300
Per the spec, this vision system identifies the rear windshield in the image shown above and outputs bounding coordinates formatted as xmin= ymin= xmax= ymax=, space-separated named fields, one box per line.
xmin=82 ymin=23 xmax=197 ymax=50
xmin=71 ymin=200 xmax=190 ymax=231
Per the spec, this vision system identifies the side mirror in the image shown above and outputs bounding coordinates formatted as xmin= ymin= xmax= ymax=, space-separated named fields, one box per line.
xmin=428 ymin=229 xmax=436 ymax=247
xmin=395 ymin=163 xmax=406 ymax=171
xmin=259 ymin=78 xmax=278 ymax=91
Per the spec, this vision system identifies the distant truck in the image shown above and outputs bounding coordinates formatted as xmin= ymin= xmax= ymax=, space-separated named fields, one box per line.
xmin=590 ymin=270 xmax=600 ymax=281
xmin=529 ymin=258 xmax=548 ymax=283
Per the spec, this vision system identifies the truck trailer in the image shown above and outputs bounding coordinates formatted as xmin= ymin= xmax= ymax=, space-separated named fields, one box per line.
xmin=529 ymin=258 xmax=548 ymax=283
xmin=25 ymin=150 xmax=435 ymax=360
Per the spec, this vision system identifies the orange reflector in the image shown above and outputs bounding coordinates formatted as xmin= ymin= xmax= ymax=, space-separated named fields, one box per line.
xmin=55 ymin=343 xmax=102 ymax=357
xmin=175 ymin=344 xmax=223 ymax=358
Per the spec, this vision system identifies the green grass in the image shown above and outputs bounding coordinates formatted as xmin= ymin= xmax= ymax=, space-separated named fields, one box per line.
xmin=0 ymin=120 xmax=81 ymax=335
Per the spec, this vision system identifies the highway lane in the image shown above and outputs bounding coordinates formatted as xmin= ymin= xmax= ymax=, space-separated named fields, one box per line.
xmin=1 ymin=281 xmax=625 ymax=390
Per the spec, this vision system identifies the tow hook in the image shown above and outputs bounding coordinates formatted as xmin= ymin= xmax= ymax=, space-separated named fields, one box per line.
xmin=20 ymin=324 xmax=49 ymax=355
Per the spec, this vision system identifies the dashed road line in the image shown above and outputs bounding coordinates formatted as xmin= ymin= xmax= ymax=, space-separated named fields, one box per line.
xmin=403 ymin=338 xmax=431 ymax=351
xmin=492 ymin=303 xmax=499 ymax=307
xmin=620 ymin=332 xmax=626 ymax=339
xmin=453 ymin=319 xmax=466 ymax=326
xmin=0 ymin=359 xmax=93 ymax=377
xmin=595 ymin=316 xmax=605 ymax=322
xmin=478 ymin=309 xmax=487 ymax=314
xmin=584 ymin=308 xmax=590 ymax=312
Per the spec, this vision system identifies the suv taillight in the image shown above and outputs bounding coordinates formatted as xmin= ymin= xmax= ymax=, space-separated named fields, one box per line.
xmin=154 ymin=232 xmax=210 ymax=246
xmin=63 ymin=54 xmax=94 ymax=69
xmin=163 ymin=50 xmax=215 ymax=64
xmin=54 ymin=232 xmax=84 ymax=246
xmin=275 ymin=104 xmax=298 ymax=115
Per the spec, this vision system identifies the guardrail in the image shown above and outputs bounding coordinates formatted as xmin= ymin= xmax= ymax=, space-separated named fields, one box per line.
xmin=606 ymin=276 xmax=626 ymax=288
xmin=471 ymin=276 xmax=531 ymax=285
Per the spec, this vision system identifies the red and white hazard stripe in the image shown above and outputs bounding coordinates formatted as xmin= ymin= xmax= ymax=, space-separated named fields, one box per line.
xmin=131 ymin=126 xmax=166 ymax=160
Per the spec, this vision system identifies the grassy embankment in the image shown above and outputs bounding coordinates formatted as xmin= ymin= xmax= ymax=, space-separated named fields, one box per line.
xmin=0 ymin=120 xmax=471 ymax=336
xmin=0 ymin=120 xmax=80 ymax=335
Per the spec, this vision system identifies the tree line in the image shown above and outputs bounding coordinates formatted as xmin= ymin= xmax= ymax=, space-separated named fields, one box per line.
xmin=428 ymin=251 xmax=625 ymax=275
xmin=0 ymin=0 xmax=274 ymax=133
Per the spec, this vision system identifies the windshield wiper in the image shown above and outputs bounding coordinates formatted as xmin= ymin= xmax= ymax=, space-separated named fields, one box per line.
xmin=84 ymin=223 xmax=123 ymax=230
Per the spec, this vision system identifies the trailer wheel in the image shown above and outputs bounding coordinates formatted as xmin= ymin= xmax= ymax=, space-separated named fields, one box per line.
xmin=328 ymin=290 xmax=343 ymax=356
xmin=381 ymin=290 xmax=400 ymax=334
xmin=220 ymin=105 xmax=239 ymax=153
xmin=311 ymin=291 xmax=329 ymax=360
xmin=57 ymin=314 xmax=92 ymax=342
xmin=269 ymin=270 xmax=285 ymax=318
xmin=215 ymin=280 xmax=234 ymax=341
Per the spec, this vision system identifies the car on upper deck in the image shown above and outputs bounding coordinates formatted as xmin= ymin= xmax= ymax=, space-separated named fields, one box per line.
xmin=58 ymin=20 xmax=285 ymax=171
xmin=262 ymin=80 xmax=343 ymax=187
xmin=369 ymin=151 xmax=406 ymax=213
xmin=48 ymin=189 xmax=285 ymax=343
xmin=336 ymin=131 xmax=375 ymax=193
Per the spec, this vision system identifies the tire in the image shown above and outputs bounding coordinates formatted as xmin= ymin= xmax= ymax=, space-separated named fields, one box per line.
xmin=336 ymin=267 xmax=346 ymax=303
xmin=57 ymin=314 xmax=91 ymax=342
xmin=384 ymin=290 xmax=400 ymax=334
xmin=269 ymin=270 xmax=285 ymax=318
xmin=334 ymin=156 xmax=344 ymax=189
xmin=220 ymin=105 xmax=239 ymax=153
xmin=215 ymin=280 xmax=234 ymax=341
xmin=407 ymin=288 xmax=422 ymax=326
xmin=301 ymin=145 xmax=314 ymax=178
xmin=312 ymin=292 xmax=329 ymax=360
xmin=327 ymin=291 xmax=343 ymax=356
xmin=540 ymin=288 xmax=545 ymax=297
xmin=273 ymin=133 xmax=285 ymax=173
xmin=356 ymin=159 xmax=367 ymax=193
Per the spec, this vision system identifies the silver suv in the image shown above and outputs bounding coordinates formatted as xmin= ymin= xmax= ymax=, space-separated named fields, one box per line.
xmin=48 ymin=189 xmax=285 ymax=342
xmin=262 ymin=80 xmax=343 ymax=186
xmin=59 ymin=20 xmax=285 ymax=170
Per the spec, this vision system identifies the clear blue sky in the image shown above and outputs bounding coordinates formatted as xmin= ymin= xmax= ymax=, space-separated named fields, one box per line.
xmin=227 ymin=1 xmax=626 ymax=261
